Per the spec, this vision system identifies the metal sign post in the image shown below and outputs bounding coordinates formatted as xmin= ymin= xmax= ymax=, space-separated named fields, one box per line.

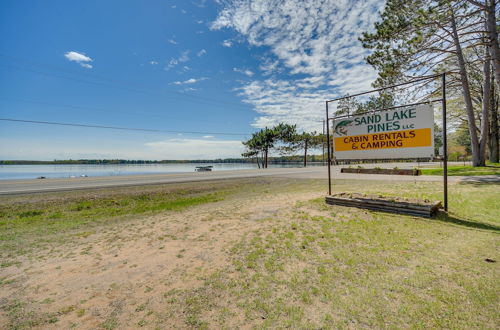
xmin=441 ymin=73 xmax=448 ymax=211
xmin=326 ymin=101 xmax=332 ymax=195
xmin=325 ymin=73 xmax=448 ymax=212
xmin=322 ymin=119 xmax=326 ymax=166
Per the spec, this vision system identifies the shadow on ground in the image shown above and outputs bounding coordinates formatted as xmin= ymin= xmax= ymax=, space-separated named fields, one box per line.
xmin=431 ymin=211 xmax=500 ymax=233
xmin=459 ymin=176 xmax=500 ymax=186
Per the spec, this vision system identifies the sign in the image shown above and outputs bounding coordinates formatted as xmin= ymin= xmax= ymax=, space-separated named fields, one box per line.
xmin=332 ymin=104 xmax=434 ymax=159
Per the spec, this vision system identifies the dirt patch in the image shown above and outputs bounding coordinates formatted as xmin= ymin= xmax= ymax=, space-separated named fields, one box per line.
xmin=0 ymin=185 xmax=321 ymax=329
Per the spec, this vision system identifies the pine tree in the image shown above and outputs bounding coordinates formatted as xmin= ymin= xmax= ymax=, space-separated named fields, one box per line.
xmin=360 ymin=0 xmax=493 ymax=166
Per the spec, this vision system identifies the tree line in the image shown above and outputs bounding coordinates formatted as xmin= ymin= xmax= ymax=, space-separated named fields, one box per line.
xmin=241 ymin=123 xmax=449 ymax=168
xmin=0 ymin=158 xmax=326 ymax=165
xmin=0 ymin=159 xmax=271 ymax=165
xmin=359 ymin=0 xmax=499 ymax=167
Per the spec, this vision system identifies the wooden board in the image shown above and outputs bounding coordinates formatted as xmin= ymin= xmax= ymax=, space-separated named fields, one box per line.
xmin=340 ymin=168 xmax=422 ymax=176
xmin=325 ymin=195 xmax=441 ymax=218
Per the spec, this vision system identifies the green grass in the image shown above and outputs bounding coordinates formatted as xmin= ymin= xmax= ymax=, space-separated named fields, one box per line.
xmin=0 ymin=178 xmax=306 ymax=263
xmin=1 ymin=178 xmax=499 ymax=328
xmin=0 ymin=193 xmax=222 ymax=236
xmin=160 ymin=180 xmax=500 ymax=328
xmin=0 ymin=184 xmax=227 ymax=259
xmin=422 ymin=164 xmax=500 ymax=176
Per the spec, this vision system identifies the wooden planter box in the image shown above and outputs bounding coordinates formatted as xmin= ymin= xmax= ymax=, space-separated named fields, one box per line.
xmin=341 ymin=168 xmax=422 ymax=176
xmin=325 ymin=193 xmax=441 ymax=218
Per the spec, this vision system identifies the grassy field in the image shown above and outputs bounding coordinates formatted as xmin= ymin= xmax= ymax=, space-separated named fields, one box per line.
xmin=0 ymin=177 xmax=499 ymax=328
xmin=0 ymin=183 xmax=228 ymax=259
xmin=422 ymin=163 xmax=500 ymax=176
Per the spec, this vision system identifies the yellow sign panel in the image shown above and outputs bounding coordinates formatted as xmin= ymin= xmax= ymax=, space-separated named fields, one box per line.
xmin=334 ymin=128 xmax=432 ymax=152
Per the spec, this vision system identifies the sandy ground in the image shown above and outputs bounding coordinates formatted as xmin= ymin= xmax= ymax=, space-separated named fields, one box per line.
xmin=0 ymin=186 xmax=321 ymax=329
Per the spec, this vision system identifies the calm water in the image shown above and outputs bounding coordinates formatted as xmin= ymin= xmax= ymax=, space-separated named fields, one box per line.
xmin=0 ymin=163 xmax=317 ymax=180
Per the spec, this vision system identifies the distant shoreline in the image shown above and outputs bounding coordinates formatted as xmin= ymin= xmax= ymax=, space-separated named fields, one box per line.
xmin=0 ymin=160 xmax=252 ymax=165
xmin=0 ymin=158 xmax=325 ymax=165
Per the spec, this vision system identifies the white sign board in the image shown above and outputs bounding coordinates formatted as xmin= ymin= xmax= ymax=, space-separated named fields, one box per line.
xmin=332 ymin=104 xmax=434 ymax=160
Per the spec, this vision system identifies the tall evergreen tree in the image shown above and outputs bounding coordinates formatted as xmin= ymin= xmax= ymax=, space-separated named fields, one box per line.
xmin=360 ymin=0 xmax=492 ymax=166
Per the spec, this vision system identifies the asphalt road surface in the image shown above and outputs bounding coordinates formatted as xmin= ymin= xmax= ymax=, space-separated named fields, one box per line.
xmin=0 ymin=162 xmax=456 ymax=195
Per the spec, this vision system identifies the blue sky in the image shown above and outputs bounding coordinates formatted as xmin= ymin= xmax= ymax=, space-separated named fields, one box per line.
xmin=0 ymin=0 xmax=384 ymax=160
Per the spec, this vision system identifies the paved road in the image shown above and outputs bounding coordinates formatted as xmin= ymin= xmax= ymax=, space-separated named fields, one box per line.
xmin=0 ymin=162 xmax=461 ymax=195
xmin=0 ymin=167 xmax=325 ymax=195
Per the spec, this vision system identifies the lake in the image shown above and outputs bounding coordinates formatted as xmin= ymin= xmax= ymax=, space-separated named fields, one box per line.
xmin=0 ymin=163 xmax=320 ymax=180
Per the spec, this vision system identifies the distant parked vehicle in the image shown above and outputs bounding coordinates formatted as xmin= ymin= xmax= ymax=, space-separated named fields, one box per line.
xmin=195 ymin=166 xmax=213 ymax=172
xmin=36 ymin=176 xmax=46 ymax=179
xmin=80 ymin=174 xmax=88 ymax=177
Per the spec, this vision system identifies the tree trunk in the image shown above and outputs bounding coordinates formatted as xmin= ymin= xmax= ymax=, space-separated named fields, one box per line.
xmin=479 ymin=47 xmax=491 ymax=166
xmin=450 ymin=12 xmax=481 ymax=166
xmin=490 ymin=77 xmax=499 ymax=162
xmin=303 ymin=139 xmax=308 ymax=167
xmin=486 ymin=0 xmax=500 ymax=93
xmin=264 ymin=149 xmax=268 ymax=168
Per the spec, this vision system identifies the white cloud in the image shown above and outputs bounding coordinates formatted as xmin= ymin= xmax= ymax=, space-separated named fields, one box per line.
xmin=64 ymin=51 xmax=93 ymax=68
xmin=211 ymin=0 xmax=384 ymax=130
xmin=64 ymin=51 xmax=91 ymax=63
xmin=221 ymin=40 xmax=233 ymax=47
xmin=0 ymin=135 xmax=245 ymax=160
xmin=178 ymin=50 xmax=190 ymax=62
xmin=168 ymin=38 xmax=178 ymax=45
xmin=194 ymin=0 xmax=207 ymax=8
xmin=233 ymin=67 xmax=254 ymax=77
xmin=259 ymin=57 xmax=281 ymax=76
xmin=165 ymin=59 xmax=178 ymax=70
xmin=164 ymin=50 xmax=191 ymax=70
xmin=202 ymin=135 xmax=214 ymax=139
xmin=150 ymin=61 xmax=158 ymax=65
xmin=171 ymin=77 xmax=207 ymax=85
xmin=145 ymin=138 xmax=244 ymax=159
xmin=197 ymin=49 xmax=207 ymax=57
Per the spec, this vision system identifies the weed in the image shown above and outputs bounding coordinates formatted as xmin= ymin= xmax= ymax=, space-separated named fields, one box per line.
xmin=1 ymin=260 xmax=21 ymax=268
xmin=18 ymin=210 xmax=43 ymax=218
xmin=100 ymin=315 xmax=118 ymax=330
xmin=135 ymin=304 xmax=146 ymax=312
xmin=58 ymin=305 xmax=76 ymax=315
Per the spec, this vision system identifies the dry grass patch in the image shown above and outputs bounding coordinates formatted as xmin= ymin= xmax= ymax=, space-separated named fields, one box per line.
xmin=0 ymin=178 xmax=498 ymax=328
xmin=146 ymin=181 xmax=499 ymax=328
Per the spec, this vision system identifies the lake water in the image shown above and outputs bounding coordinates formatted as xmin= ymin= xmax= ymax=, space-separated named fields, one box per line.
xmin=0 ymin=163 xmax=318 ymax=180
